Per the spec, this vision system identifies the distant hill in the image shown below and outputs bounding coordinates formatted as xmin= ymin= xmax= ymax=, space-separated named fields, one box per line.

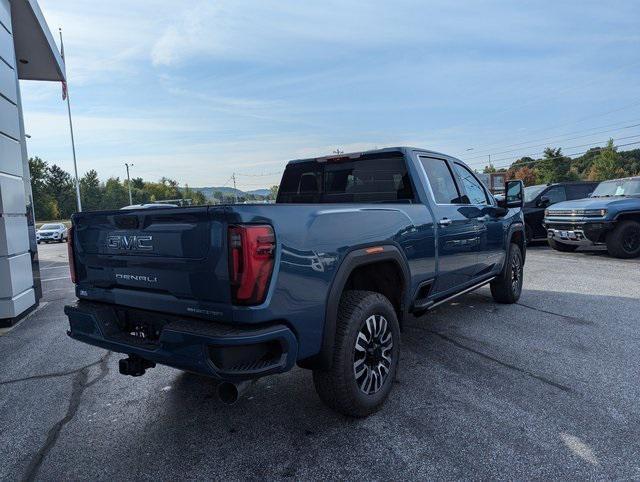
xmin=187 ymin=186 xmax=271 ymax=200
xmin=246 ymin=189 xmax=271 ymax=197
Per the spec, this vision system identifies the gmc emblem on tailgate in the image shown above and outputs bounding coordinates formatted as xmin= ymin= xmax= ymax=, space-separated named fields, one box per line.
xmin=106 ymin=235 xmax=153 ymax=251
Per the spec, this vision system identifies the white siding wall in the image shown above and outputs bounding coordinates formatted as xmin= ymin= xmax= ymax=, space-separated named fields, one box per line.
xmin=0 ymin=0 xmax=34 ymax=321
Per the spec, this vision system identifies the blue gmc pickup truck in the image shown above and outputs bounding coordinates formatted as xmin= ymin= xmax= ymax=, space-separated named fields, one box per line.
xmin=544 ymin=176 xmax=640 ymax=258
xmin=65 ymin=147 xmax=525 ymax=417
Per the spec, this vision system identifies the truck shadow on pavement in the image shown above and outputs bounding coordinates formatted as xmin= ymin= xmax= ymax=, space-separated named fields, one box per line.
xmin=127 ymin=288 xmax=639 ymax=480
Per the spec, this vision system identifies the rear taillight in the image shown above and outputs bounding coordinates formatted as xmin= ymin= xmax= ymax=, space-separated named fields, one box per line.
xmin=67 ymin=226 xmax=77 ymax=284
xmin=228 ymin=225 xmax=275 ymax=305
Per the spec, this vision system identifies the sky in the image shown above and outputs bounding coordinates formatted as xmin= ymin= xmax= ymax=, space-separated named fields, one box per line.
xmin=20 ymin=0 xmax=640 ymax=191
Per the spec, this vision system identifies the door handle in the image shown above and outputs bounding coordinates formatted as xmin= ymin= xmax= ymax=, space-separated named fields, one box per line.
xmin=477 ymin=215 xmax=490 ymax=222
xmin=437 ymin=218 xmax=452 ymax=227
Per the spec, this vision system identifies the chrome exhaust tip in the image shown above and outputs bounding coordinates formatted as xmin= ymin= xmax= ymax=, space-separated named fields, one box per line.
xmin=217 ymin=381 xmax=251 ymax=405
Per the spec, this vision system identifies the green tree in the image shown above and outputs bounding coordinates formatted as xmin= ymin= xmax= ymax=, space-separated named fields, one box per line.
xmin=588 ymin=139 xmax=622 ymax=181
xmin=182 ymin=185 xmax=208 ymax=206
xmin=29 ymin=157 xmax=56 ymax=220
xmin=100 ymin=177 xmax=129 ymax=210
xmin=269 ymin=185 xmax=279 ymax=200
xmin=536 ymin=148 xmax=576 ymax=184
xmin=46 ymin=164 xmax=76 ymax=218
xmin=80 ymin=169 xmax=102 ymax=211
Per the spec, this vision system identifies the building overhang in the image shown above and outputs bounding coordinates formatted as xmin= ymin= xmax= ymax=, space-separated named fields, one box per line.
xmin=11 ymin=0 xmax=65 ymax=81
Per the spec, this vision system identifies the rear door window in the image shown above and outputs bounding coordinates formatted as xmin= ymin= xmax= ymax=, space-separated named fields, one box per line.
xmin=419 ymin=157 xmax=463 ymax=204
xmin=543 ymin=186 xmax=566 ymax=205
xmin=566 ymin=184 xmax=596 ymax=200
xmin=277 ymin=154 xmax=414 ymax=203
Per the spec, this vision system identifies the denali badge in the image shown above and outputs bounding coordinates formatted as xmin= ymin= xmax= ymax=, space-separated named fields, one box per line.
xmin=107 ymin=234 xmax=153 ymax=251
xmin=115 ymin=273 xmax=158 ymax=283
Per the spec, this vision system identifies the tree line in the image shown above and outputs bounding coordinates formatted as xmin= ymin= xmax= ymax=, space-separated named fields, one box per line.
xmin=29 ymin=157 xmax=207 ymax=220
xmin=484 ymin=139 xmax=640 ymax=186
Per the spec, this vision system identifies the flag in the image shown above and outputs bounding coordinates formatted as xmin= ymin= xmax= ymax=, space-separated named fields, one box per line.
xmin=59 ymin=29 xmax=67 ymax=100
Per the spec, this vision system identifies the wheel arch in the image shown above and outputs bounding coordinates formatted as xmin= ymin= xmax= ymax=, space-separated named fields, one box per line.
xmin=507 ymin=222 xmax=526 ymax=264
xmin=614 ymin=211 xmax=640 ymax=223
xmin=299 ymin=245 xmax=410 ymax=370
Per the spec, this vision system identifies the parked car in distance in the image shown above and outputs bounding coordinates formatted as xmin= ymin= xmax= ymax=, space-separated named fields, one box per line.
xmin=544 ymin=176 xmax=640 ymax=258
xmin=522 ymin=181 xmax=599 ymax=243
xmin=65 ymin=147 xmax=526 ymax=417
xmin=36 ymin=223 xmax=68 ymax=244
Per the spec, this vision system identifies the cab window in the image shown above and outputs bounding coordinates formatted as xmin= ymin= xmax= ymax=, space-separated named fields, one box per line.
xmin=420 ymin=157 xmax=463 ymax=204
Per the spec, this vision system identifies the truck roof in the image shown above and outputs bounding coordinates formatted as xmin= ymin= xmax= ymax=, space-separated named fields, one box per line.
xmin=286 ymin=146 xmax=458 ymax=165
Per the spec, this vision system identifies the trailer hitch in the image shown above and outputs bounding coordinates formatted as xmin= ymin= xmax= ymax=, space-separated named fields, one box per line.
xmin=119 ymin=355 xmax=156 ymax=377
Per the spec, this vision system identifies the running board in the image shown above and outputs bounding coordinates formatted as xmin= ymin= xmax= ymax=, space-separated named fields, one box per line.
xmin=427 ymin=276 xmax=496 ymax=311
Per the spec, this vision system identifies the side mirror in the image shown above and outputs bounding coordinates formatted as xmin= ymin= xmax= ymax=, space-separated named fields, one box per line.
xmin=537 ymin=196 xmax=551 ymax=208
xmin=498 ymin=180 xmax=524 ymax=209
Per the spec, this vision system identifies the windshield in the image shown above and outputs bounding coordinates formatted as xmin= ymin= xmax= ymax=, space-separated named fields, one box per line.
xmin=591 ymin=178 xmax=640 ymax=197
xmin=524 ymin=184 xmax=547 ymax=203
xmin=40 ymin=224 xmax=63 ymax=230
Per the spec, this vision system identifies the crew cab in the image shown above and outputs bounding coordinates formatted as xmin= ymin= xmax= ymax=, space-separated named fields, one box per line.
xmin=65 ymin=147 xmax=525 ymax=417
xmin=544 ymin=176 xmax=640 ymax=259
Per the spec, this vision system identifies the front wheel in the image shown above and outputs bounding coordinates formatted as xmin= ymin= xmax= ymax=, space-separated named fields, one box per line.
xmin=606 ymin=220 xmax=640 ymax=259
xmin=548 ymin=238 xmax=578 ymax=252
xmin=490 ymin=243 xmax=523 ymax=304
xmin=313 ymin=290 xmax=400 ymax=418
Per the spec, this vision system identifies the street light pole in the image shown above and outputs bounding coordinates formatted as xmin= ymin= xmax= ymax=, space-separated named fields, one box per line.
xmin=125 ymin=162 xmax=133 ymax=206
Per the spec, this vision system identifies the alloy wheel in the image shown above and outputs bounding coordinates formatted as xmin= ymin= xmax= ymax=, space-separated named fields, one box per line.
xmin=353 ymin=314 xmax=393 ymax=395
xmin=622 ymin=228 xmax=640 ymax=253
xmin=511 ymin=255 xmax=523 ymax=295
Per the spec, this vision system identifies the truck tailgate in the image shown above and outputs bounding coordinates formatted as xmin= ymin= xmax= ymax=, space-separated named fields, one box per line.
xmin=72 ymin=206 xmax=231 ymax=319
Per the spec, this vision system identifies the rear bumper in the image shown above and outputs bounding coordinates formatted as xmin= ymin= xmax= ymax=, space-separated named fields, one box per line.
xmin=64 ymin=301 xmax=298 ymax=381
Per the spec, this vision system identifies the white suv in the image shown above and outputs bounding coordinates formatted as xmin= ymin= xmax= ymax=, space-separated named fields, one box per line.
xmin=36 ymin=223 xmax=68 ymax=244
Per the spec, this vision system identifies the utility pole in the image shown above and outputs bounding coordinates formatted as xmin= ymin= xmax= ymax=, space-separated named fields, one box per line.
xmin=125 ymin=162 xmax=133 ymax=206
xmin=232 ymin=173 xmax=238 ymax=204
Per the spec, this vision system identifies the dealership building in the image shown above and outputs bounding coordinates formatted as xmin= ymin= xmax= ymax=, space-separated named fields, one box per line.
xmin=0 ymin=0 xmax=64 ymax=326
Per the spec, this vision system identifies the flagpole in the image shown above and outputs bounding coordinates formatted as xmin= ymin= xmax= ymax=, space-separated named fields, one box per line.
xmin=59 ymin=28 xmax=82 ymax=212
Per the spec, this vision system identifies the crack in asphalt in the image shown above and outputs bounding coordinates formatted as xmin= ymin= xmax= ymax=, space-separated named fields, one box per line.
xmin=0 ymin=354 xmax=109 ymax=387
xmin=514 ymin=301 xmax=594 ymax=325
xmin=470 ymin=292 xmax=594 ymax=325
xmin=21 ymin=351 xmax=111 ymax=482
xmin=409 ymin=326 xmax=573 ymax=393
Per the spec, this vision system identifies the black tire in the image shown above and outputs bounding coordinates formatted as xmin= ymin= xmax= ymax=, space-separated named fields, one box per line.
xmin=606 ymin=220 xmax=640 ymax=259
xmin=313 ymin=290 xmax=400 ymax=418
xmin=490 ymin=243 xmax=524 ymax=304
xmin=548 ymin=238 xmax=578 ymax=252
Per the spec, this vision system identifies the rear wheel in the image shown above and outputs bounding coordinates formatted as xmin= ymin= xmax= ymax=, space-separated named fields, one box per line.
xmin=548 ymin=239 xmax=578 ymax=252
xmin=313 ymin=290 xmax=400 ymax=418
xmin=606 ymin=220 xmax=640 ymax=259
xmin=490 ymin=243 xmax=523 ymax=304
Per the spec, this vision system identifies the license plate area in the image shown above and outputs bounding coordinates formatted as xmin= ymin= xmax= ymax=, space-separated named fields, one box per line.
xmin=105 ymin=308 xmax=169 ymax=347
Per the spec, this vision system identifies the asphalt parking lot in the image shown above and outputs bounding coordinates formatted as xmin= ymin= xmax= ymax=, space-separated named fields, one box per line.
xmin=1 ymin=242 xmax=639 ymax=480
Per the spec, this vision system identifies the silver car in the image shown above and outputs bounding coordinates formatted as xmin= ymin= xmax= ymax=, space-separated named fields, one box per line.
xmin=36 ymin=223 xmax=68 ymax=244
